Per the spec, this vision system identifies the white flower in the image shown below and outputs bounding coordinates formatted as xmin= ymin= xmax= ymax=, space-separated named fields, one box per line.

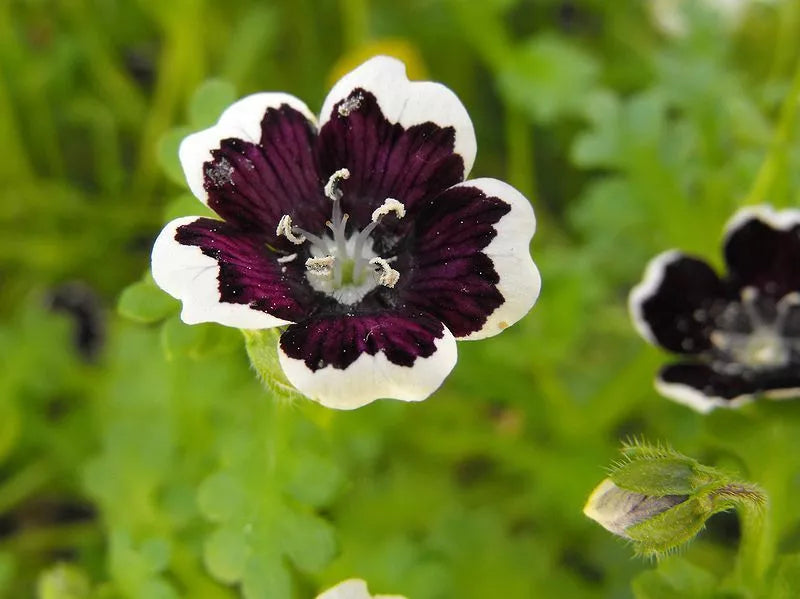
xmin=316 ymin=578 xmax=406 ymax=599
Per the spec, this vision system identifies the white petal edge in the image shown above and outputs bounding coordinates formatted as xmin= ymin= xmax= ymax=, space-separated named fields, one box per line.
xmin=278 ymin=324 xmax=458 ymax=410
xmin=723 ymin=204 xmax=800 ymax=242
xmin=457 ymin=178 xmax=541 ymax=341
xmin=628 ymin=250 xmax=686 ymax=347
xmin=316 ymin=579 xmax=406 ymax=599
xmin=654 ymin=375 xmax=753 ymax=414
xmin=319 ymin=55 xmax=477 ymax=177
xmin=151 ymin=216 xmax=292 ymax=329
xmin=179 ymin=93 xmax=317 ymax=204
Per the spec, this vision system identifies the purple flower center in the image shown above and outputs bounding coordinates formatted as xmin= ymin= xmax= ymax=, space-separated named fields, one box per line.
xmin=275 ymin=168 xmax=405 ymax=305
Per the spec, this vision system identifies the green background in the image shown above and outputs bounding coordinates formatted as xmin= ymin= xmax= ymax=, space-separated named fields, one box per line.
xmin=3 ymin=0 xmax=800 ymax=597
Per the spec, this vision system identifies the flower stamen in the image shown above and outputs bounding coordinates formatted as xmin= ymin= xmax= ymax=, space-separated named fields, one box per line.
xmin=324 ymin=168 xmax=351 ymax=201
xmin=306 ymin=255 xmax=336 ymax=278
xmin=276 ymin=215 xmax=306 ymax=245
xmin=369 ymin=257 xmax=400 ymax=288
xmin=371 ymin=198 xmax=406 ymax=222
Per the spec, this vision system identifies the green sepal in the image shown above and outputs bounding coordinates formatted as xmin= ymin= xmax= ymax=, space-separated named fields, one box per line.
xmin=242 ymin=328 xmax=307 ymax=403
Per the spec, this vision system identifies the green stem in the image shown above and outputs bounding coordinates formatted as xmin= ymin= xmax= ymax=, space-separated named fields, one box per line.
xmin=0 ymin=460 xmax=53 ymax=514
xmin=339 ymin=0 xmax=370 ymax=50
xmin=735 ymin=498 xmax=770 ymax=586
xmin=743 ymin=59 xmax=800 ymax=207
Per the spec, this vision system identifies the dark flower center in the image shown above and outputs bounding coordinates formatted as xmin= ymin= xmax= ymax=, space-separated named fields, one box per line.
xmin=709 ymin=287 xmax=800 ymax=372
xmin=275 ymin=168 xmax=405 ymax=305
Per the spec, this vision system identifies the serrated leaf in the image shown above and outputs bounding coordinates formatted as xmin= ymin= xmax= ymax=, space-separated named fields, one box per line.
xmin=189 ymin=80 xmax=237 ymax=129
xmin=118 ymin=278 xmax=179 ymax=324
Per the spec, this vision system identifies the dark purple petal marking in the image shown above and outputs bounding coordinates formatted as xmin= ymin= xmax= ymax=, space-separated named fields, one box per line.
xmin=175 ymin=217 xmax=315 ymax=322
xmin=396 ymin=185 xmax=510 ymax=338
xmin=635 ymin=254 xmax=729 ymax=354
xmin=279 ymin=310 xmax=446 ymax=371
xmin=317 ymin=89 xmax=465 ymax=228
xmin=659 ymin=362 xmax=800 ymax=401
xmin=203 ymin=104 xmax=328 ymax=234
xmin=724 ymin=216 xmax=800 ymax=298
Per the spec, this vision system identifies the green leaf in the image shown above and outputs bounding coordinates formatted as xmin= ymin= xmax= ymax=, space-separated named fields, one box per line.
xmin=118 ymin=277 xmax=179 ymax=324
xmin=156 ymin=127 xmax=192 ymax=185
xmin=162 ymin=193 xmax=215 ymax=222
xmin=197 ymin=471 xmax=247 ymax=523
xmin=242 ymin=554 xmax=291 ymax=599
xmin=204 ymin=526 xmax=249 ymax=584
xmin=498 ymin=34 xmax=599 ymax=124
xmin=284 ymin=451 xmax=343 ymax=508
xmin=632 ymin=557 xmax=717 ymax=599
xmin=189 ymin=80 xmax=237 ymax=129
xmin=772 ymin=554 xmax=800 ymax=599
xmin=160 ymin=317 xmax=241 ymax=360
xmin=36 ymin=564 xmax=91 ymax=599
xmin=279 ymin=510 xmax=337 ymax=572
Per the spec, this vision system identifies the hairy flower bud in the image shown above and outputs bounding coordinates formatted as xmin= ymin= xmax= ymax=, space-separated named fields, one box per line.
xmin=584 ymin=441 xmax=766 ymax=558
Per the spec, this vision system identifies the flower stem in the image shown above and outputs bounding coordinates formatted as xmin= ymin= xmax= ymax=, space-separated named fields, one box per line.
xmin=743 ymin=58 xmax=800 ymax=207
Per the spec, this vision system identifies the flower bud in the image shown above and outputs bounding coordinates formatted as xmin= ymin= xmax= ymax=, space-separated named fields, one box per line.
xmin=584 ymin=441 xmax=766 ymax=558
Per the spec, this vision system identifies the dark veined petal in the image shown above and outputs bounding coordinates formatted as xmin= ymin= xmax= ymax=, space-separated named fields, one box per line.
xmin=629 ymin=251 xmax=728 ymax=354
xmin=316 ymin=56 xmax=474 ymax=226
xmin=399 ymin=178 xmax=540 ymax=339
xmin=179 ymin=93 xmax=328 ymax=234
xmin=723 ymin=205 xmax=800 ymax=298
xmin=151 ymin=216 xmax=315 ymax=327
xmin=277 ymin=310 xmax=457 ymax=409
xmin=656 ymin=361 xmax=800 ymax=413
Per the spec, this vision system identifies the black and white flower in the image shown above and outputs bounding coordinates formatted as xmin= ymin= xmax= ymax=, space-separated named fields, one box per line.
xmin=151 ymin=56 xmax=540 ymax=409
xmin=630 ymin=205 xmax=800 ymax=413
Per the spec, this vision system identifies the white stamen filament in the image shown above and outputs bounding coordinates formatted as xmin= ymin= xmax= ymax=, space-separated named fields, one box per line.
xmin=305 ymin=255 xmax=335 ymax=277
xmin=275 ymin=172 xmax=406 ymax=302
xmin=369 ymin=257 xmax=400 ymax=288
xmin=276 ymin=215 xmax=306 ymax=245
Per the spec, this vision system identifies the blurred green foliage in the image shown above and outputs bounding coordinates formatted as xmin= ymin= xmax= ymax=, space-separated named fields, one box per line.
xmin=3 ymin=0 xmax=800 ymax=597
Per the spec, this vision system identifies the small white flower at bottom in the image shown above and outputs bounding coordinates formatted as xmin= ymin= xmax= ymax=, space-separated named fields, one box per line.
xmin=316 ymin=579 xmax=407 ymax=599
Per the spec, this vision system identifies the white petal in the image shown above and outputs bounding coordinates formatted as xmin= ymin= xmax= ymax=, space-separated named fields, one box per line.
xmin=628 ymin=250 xmax=685 ymax=346
xmin=457 ymin=178 xmax=541 ymax=340
xmin=278 ymin=325 xmax=458 ymax=410
xmin=319 ymin=56 xmax=477 ymax=176
xmin=723 ymin=204 xmax=800 ymax=240
xmin=316 ymin=579 xmax=406 ymax=599
xmin=654 ymin=376 xmax=753 ymax=414
xmin=179 ymin=93 xmax=317 ymax=204
xmin=151 ymin=216 xmax=292 ymax=329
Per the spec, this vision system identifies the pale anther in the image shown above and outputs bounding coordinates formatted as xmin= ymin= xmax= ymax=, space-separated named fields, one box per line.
xmin=369 ymin=257 xmax=400 ymax=288
xmin=277 ymin=253 xmax=298 ymax=264
xmin=276 ymin=215 xmax=306 ymax=245
xmin=324 ymin=168 xmax=351 ymax=201
xmin=371 ymin=198 xmax=406 ymax=223
xmin=306 ymin=255 xmax=335 ymax=277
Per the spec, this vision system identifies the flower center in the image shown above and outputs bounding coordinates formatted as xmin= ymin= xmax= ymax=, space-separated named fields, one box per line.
xmin=275 ymin=168 xmax=405 ymax=305
xmin=710 ymin=288 xmax=800 ymax=371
